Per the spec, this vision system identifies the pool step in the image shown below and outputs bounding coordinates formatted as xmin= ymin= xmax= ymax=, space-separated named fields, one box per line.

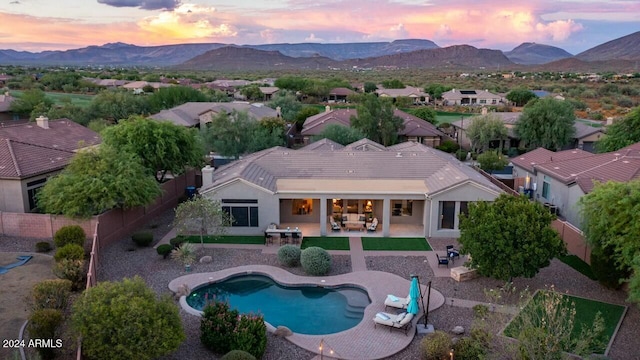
xmin=343 ymin=303 xmax=367 ymax=319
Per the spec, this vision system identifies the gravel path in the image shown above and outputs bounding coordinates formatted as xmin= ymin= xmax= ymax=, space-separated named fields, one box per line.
xmin=4 ymin=208 xmax=638 ymax=360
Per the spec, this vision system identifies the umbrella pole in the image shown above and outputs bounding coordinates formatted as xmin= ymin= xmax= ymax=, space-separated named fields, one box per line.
xmin=424 ymin=281 xmax=431 ymax=326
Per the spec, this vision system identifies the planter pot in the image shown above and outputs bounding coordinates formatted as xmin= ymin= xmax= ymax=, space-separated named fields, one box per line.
xmin=185 ymin=264 xmax=192 ymax=272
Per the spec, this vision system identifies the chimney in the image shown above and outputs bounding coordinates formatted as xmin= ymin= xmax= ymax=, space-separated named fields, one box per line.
xmin=325 ymin=105 xmax=331 ymax=113
xmin=36 ymin=115 xmax=49 ymax=129
xmin=276 ymin=106 xmax=281 ymax=118
xmin=606 ymin=117 xmax=614 ymax=126
xmin=481 ymin=107 xmax=488 ymax=116
xmin=201 ymin=165 xmax=214 ymax=189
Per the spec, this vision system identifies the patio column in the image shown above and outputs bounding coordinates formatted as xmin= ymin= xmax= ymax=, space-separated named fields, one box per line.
xmin=382 ymin=198 xmax=391 ymax=237
xmin=319 ymin=196 xmax=327 ymax=236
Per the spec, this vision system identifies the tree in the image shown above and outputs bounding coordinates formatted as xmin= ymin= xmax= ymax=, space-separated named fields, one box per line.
xmin=101 ymin=116 xmax=204 ymax=182
xmin=466 ymin=114 xmax=509 ymax=153
xmin=477 ymin=150 xmax=508 ymax=172
xmin=424 ymin=83 xmax=452 ymax=100
xmin=248 ymin=117 xmax=286 ymax=152
xmin=10 ymin=88 xmax=53 ymax=116
xmin=274 ymin=76 xmax=310 ymax=92
xmin=72 ymin=276 xmax=184 ymax=360
xmin=364 ymin=82 xmax=377 ymax=93
xmin=240 ymin=85 xmax=263 ymax=101
xmin=381 ymin=79 xmax=405 ymax=89
xmin=596 ymin=106 xmax=640 ymax=153
xmin=459 ymin=194 xmax=566 ymax=282
xmin=506 ymin=88 xmax=537 ymax=106
xmin=173 ymin=196 xmax=231 ymax=248
xmin=350 ymin=93 xmax=404 ymax=146
xmin=294 ymin=106 xmax=321 ymax=130
xmin=37 ymin=146 xmax=161 ymax=218
xmin=204 ymin=110 xmax=255 ymax=158
xmin=268 ymin=90 xmax=302 ymax=121
xmin=408 ymin=107 xmax=437 ymax=124
xmin=314 ymin=124 xmax=365 ymax=145
xmin=147 ymin=85 xmax=208 ymax=113
xmin=515 ymin=98 xmax=576 ymax=151
xmin=87 ymin=89 xmax=149 ymax=123
xmin=579 ymin=180 xmax=640 ymax=302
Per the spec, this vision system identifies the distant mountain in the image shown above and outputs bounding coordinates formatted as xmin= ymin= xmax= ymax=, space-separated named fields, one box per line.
xmin=576 ymin=31 xmax=640 ymax=61
xmin=534 ymin=57 xmax=638 ymax=73
xmin=504 ymin=42 xmax=572 ymax=65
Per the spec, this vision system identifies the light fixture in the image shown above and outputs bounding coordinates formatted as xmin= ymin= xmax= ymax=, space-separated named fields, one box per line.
xmin=366 ymin=200 xmax=372 ymax=207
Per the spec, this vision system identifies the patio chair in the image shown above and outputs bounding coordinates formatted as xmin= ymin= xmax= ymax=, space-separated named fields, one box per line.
xmin=373 ymin=312 xmax=414 ymax=335
xmin=330 ymin=218 xmax=341 ymax=232
xmin=280 ymin=232 xmax=290 ymax=245
xmin=291 ymin=232 xmax=301 ymax=245
xmin=384 ymin=294 xmax=411 ymax=310
xmin=436 ymin=254 xmax=449 ymax=268
xmin=367 ymin=218 xmax=379 ymax=232
xmin=446 ymin=245 xmax=460 ymax=260
xmin=264 ymin=231 xmax=274 ymax=246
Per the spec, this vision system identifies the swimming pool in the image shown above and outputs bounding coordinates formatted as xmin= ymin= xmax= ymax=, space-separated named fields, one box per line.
xmin=186 ymin=274 xmax=371 ymax=335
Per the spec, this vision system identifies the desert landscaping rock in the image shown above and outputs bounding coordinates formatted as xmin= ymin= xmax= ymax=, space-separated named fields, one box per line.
xmin=199 ymin=255 xmax=212 ymax=263
xmin=452 ymin=326 xmax=465 ymax=335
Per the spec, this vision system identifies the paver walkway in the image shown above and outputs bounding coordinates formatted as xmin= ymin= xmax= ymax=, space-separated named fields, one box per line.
xmin=348 ymin=237 xmax=366 ymax=272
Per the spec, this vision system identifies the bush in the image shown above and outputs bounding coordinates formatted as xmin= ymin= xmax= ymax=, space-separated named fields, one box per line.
xmin=455 ymin=149 xmax=468 ymax=161
xmin=221 ymin=350 xmax=256 ymax=360
xmin=277 ymin=245 xmax=301 ymax=267
xmin=28 ymin=309 xmax=63 ymax=360
xmin=53 ymin=259 xmax=85 ymax=291
xmin=201 ymin=301 xmax=239 ymax=354
xmin=590 ymin=245 xmax=629 ymax=289
xmin=32 ymin=279 xmax=73 ymax=310
xmin=170 ymin=236 xmax=187 ymax=248
xmin=54 ymin=244 xmax=85 ymax=262
xmin=435 ymin=140 xmax=460 ymax=153
xmin=54 ymin=225 xmax=86 ymax=248
xmin=300 ymin=247 xmax=332 ymax=276
xmin=454 ymin=337 xmax=486 ymax=360
xmin=420 ymin=330 xmax=452 ymax=360
xmin=472 ymin=304 xmax=489 ymax=319
xmin=157 ymin=244 xmax=174 ymax=259
xmin=132 ymin=231 xmax=154 ymax=247
xmin=230 ymin=314 xmax=267 ymax=359
xmin=35 ymin=241 xmax=52 ymax=253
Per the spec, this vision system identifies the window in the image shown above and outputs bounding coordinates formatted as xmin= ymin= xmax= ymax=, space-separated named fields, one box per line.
xmin=292 ymin=199 xmax=312 ymax=215
xmin=27 ymin=178 xmax=47 ymax=211
xmin=392 ymin=200 xmax=413 ymax=216
xmin=332 ymin=199 xmax=343 ymax=214
xmin=459 ymin=201 xmax=469 ymax=218
xmin=439 ymin=201 xmax=455 ymax=229
xmin=479 ymin=99 xmax=486 ymax=104
xmin=542 ymin=176 xmax=551 ymax=199
xmin=222 ymin=200 xmax=259 ymax=227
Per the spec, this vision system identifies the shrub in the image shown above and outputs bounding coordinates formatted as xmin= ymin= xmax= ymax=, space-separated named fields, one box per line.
xmin=221 ymin=350 xmax=256 ymax=360
xmin=201 ymin=301 xmax=239 ymax=354
xmin=590 ymin=245 xmax=629 ymax=289
xmin=230 ymin=314 xmax=267 ymax=359
xmin=435 ymin=140 xmax=460 ymax=153
xmin=35 ymin=241 xmax=52 ymax=253
xmin=53 ymin=259 xmax=85 ymax=291
xmin=54 ymin=244 xmax=85 ymax=262
xmin=28 ymin=309 xmax=63 ymax=360
xmin=54 ymin=225 xmax=86 ymax=248
xmin=472 ymin=304 xmax=489 ymax=319
xmin=170 ymin=235 xmax=187 ymax=248
xmin=157 ymin=244 xmax=174 ymax=259
xmin=300 ymin=247 xmax=332 ymax=276
xmin=32 ymin=279 xmax=73 ymax=310
xmin=277 ymin=245 xmax=301 ymax=267
xmin=455 ymin=149 xmax=467 ymax=161
xmin=454 ymin=337 xmax=486 ymax=360
xmin=420 ymin=330 xmax=452 ymax=360
xmin=132 ymin=231 xmax=154 ymax=247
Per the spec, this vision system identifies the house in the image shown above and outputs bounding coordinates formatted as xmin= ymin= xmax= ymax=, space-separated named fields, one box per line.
xmin=327 ymin=87 xmax=356 ymax=102
xmin=441 ymin=89 xmax=503 ymax=106
xmin=258 ymin=87 xmax=279 ymax=101
xmin=199 ymin=139 xmax=502 ymax=237
xmin=0 ymin=117 xmax=101 ymax=213
xmin=121 ymin=81 xmax=171 ymax=94
xmin=149 ymin=102 xmax=279 ymax=128
xmin=375 ymin=86 xmax=429 ymax=104
xmin=511 ymin=143 xmax=640 ymax=229
xmin=301 ymin=106 xmax=447 ymax=147
xmin=0 ymin=92 xmax=16 ymax=122
xmin=0 ymin=74 xmax=13 ymax=86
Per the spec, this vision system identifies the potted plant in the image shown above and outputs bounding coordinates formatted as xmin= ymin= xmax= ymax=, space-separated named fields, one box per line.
xmin=171 ymin=242 xmax=197 ymax=272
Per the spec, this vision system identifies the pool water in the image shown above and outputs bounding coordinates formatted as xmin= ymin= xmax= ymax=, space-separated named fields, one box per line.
xmin=186 ymin=274 xmax=371 ymax=335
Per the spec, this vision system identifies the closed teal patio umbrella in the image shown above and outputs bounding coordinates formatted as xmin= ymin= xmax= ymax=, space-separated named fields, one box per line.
xmin=406 ymin=277 xmax=420 ymax=315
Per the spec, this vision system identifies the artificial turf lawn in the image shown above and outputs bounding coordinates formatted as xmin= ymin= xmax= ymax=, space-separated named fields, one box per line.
xmin=361 ymin=237 xmax=432 ymax=251
xmin=558 ymin=254 xmax=597 ymax=280
xmin=504 ymin=291 xmax=626 ymax=354
xmin=301 ymin=237 xmax=350 ymax=250
xmin=185 ymin=235 xmax=266 ymax=244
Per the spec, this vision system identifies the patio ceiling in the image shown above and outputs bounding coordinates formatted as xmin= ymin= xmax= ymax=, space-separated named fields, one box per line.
xmin=276 ymin=179 xmax=429 ymax=194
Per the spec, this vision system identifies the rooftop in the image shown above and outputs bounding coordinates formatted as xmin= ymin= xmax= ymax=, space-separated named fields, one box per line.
xmin=149 ymin=101 xmax=278 ymax=127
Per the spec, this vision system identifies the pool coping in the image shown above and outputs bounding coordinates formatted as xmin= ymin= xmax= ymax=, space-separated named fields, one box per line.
xmin=169 ymin=265 xmax=446 ymax=360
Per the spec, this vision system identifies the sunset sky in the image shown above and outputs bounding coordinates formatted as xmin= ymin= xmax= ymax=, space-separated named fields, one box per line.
xmin=1 ymin=0 xmax=638 ymax=54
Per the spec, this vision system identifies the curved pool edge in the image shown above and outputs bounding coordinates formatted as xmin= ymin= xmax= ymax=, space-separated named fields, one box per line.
xmin=169 ymin=265 xmax=446 ymax=360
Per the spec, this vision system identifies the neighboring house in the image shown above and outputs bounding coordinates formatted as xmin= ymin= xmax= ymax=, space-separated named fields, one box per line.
xmin=0 ymin=74 xmax=13 ymax=86
xmin=86 ymin=78 xmax=128 ymax=88
xmin=375 ymin=86 xmax=429 ymax=104
xmin=121 ymin=81 xmax=171 ymax=94
xmin=441 ymin=89 xmax=503 ymax=106
xmin=511 ymin=143 xmax=640 ymax=229
xmin=258 ymin=87 xmax=279 ymax=101
xmin=149 ymin=102 xmax=279 ymax=128
xmin=0 ymin=92 xmax=16 ymax=122
xmin=199 ymin=139 xmax=502 ymax=237
xmin=0 ymin=117 xmax=101 ymax=213
xmin=327 ymin=87 xmax=356 ymax=102
xmin=301 ymin=106 xmax=447 ymax=147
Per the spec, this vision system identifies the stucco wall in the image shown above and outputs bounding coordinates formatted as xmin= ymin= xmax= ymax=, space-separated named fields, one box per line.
xmin=533 ymin=172 xmax=570 ymax=217
xmin=565 ymin=184 xmax=586 ymax=229
xmin=0 ymin=179 xmax=25 ymax=212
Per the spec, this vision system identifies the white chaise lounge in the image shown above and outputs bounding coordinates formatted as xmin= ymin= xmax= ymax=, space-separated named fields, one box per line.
xmin=384 ymin=294 xmax=411 ymax=310
xmin=373 ymin=312 xmax=414 ymax=335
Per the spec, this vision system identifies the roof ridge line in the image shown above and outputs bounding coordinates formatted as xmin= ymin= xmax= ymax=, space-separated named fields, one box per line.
xmin=5 ymin=138 xmax=77 ymax=154
xmin=6 ymin=138 xmax=21 ymax=177
xmin=571 ymin=155 xmax=622 ymax=178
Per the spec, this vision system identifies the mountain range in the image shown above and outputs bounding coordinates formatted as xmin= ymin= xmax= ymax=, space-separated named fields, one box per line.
xmin=1 ymin=31 xmax=639 ymax=71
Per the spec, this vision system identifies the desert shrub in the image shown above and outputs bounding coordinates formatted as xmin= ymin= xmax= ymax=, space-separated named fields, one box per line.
xmin=157 ymin=244 xmax=174 ymax=259
xmin=435 ymin=140 xmax=460 ymax=153
xmin=28 ymin=309 xmax=63 ymax=360
xmin=455 ymin=149 xmax=467 ymax=161
xmin=221 ymin=350 xmax=256 ymax=360
xmin=170 ymin=235 xmax=187 ymax=248
xmin=454 ymin=337 xmax=486 ymax=360
xmin=300 ymin=247 xmax=332 ymax=276
xmin=472 ymin=304 xmax=489 ymax=319
xmin=277 ymin=244 xmax=301 ymax=267
xmin=230 ymin=314 xmax=267 ymax=359
xmin=201 ymin=301 xmax=239 ymax=354
xmin=54 ymin=244 xmax=85 ymax=262
xmin=132 ymin=231 xmax=154 ymax=247
xmin=420 ymin=330 xmax=452 ymax=360
xmin=32 ymin=279 xmax=73 ymax=310
xmin=54 ymin=225 xmax=86 ymax=248
xmin=36 ymin=241 xmax=52 ymax=253
xmin=590 ymin=245 xmax=630 ymax=289
xmin=53 ymin=259 xmax=85 ymax=291
xmin=616 ymin=96 xmax=634 ymax=108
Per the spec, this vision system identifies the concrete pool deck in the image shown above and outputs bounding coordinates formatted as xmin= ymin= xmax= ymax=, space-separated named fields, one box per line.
xmin=169 ymin=265 xmax=446 ymax=360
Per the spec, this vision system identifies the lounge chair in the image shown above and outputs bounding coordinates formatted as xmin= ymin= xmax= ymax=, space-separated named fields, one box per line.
xmin=373 ymin=312 xmax=414 ymax=335
xmin=329 ymin=217 xmax=341 ymax=232
xmin=367 ymin=218 xmax=378 ymax=232
xmin=437 ymin=254 xmax=449 ymax=268
xmin=384 ymin=294 xmax=411 ymax=310
xmin=446 ymin=245 xmax=460 ymax=260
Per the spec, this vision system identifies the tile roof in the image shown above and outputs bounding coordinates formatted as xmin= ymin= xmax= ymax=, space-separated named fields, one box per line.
xmin=511 ymin=147 xmax=593 ymax=173
xmin=0 ymin=94 xmax=14 ymax=112
xmin=329 ymin=87 xmax=356 ymax=96
xmin=573 ymin=122 xmax=604 ymax=139
xmin=149 ymin=102 xmax=278 ymax=127
xmin=0 ymin=119 xmax=100 ymax=179
xmin=299 ymin=138 xmax=344 ymax=151
xmin=203 ymin=141 xmax=502 ymax=196
xmin=375 ymin=86 xmax=428 ymax=99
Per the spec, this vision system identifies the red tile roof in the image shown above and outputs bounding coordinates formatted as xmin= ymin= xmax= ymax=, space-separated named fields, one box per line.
xmin=511 ymin=147 xmax=593 ymax=173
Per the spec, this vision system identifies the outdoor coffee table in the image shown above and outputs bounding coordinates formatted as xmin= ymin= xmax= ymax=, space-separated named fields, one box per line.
xmin=345 ymin=223 xmax=363 ymax=231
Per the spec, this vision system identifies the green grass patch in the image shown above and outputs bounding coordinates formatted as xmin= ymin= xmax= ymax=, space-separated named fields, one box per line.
xmin=361 ymin=237 xmax=432 ymax=251
xmin=504 ymin=291 xmax=626 ymax=354
xmin=185 ymin=235 xmax=265 ymax=244
xmin=558 ymin=255 xmax=597 ymax=280
xmin=301 ymin=237 xmax=350 ymax=250
xmin=435 ymin=111 xmax=469 ymax=125
xmin=11 ymin=90 xmax=95 ymax=108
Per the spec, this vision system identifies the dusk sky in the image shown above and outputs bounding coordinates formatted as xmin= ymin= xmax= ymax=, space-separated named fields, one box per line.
xmin=1 ymin=0 xmax=639 ymax=54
